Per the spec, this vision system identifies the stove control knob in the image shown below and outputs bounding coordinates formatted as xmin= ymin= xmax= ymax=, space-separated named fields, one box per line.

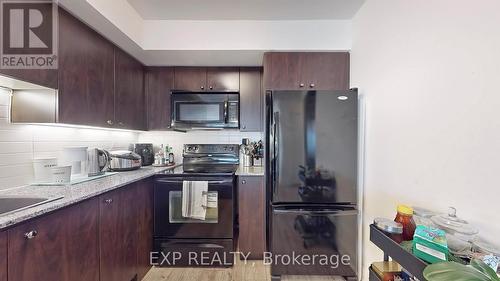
xmin=187 ymin=146 xmax=192 ymax=151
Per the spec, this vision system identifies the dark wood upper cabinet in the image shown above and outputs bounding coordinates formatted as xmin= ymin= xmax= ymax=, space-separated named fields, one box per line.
xmin=99 ymin=184 xmax=138 ymax=281
xmin=239 ymin=67 xmax=262 ymax=132
xmin=302 ymin=52 xmax=350 ymax=91
xmin=7 ymin=198 xmax=99 ymax=281
xmin=238 ymin=176 xmax=266 ymax=259
xmin=0 ymin=232 xmax=6 ymax=281
xmin=115 ymin=48 xmax=146 ymax=130
xmin=263 ymin=52 xmax=350 ymax=91
xmin=146 ymin=67 xmax=174 ymax=130
xmin=174 ymin=67 xmax=240 ymax=92
xmin=136 ymin=178 xmax=154 ymax=280
xmin=174 ymin=67 xmax=207 ymax=91
xmin=206 ymin=67 xmax=240 ymax=91
xmin=58 ymin=9 xmax=115 ymax=127
xmin=267 ymin=52 xmax=303 ymax=90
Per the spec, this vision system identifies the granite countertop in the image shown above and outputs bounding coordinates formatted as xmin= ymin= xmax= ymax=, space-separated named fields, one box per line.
xmin=236 ymin=165 xmax=265 ymax=176
xmin=0 ymin=165 xmax=177 ymax=230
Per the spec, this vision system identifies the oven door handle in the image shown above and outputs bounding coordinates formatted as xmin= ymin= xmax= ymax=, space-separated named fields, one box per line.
xmin=156 ymin=179 xmax=233 ymax=185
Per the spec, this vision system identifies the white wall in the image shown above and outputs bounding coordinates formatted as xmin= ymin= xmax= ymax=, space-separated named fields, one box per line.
xmin=351 ymin=0 xmax=500 ymax=279
xmin=0 ymin=89 xmax=139 ymax=190
xmin=60 ymin=0 xmax=352 ymax=66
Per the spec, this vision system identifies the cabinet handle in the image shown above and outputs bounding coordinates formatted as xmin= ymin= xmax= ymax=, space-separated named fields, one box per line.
xmin=241 ymin=180 xmax=246 ymax=184
xmin=309 ymin=83 xmax=315 ymax=88
xmin=118 ymin=122 xmax=124 ymax=126
xmin=209 ymin=86 xmax=213 ymax=90
xmin=242 ymin=125 xmax=246 ymax=129
xmin=107 ymin=120 xmax=114 ymax=125
xmin=299 ymin=83 xmax=305 ymax=88
xmin=104 ymin=198 xmax=113 ymax=204
xmin=24 ymin=230 xmax=38 ymax=239
xmin=200 ymin=86 xmax=205 ymax=90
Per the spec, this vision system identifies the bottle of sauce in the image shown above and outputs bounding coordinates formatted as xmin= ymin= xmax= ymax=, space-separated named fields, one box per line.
xmin=394 ymin=205 xmax=416 ymax=241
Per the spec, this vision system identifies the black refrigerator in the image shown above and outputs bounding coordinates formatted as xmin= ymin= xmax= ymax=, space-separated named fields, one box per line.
xmin=266 ymin=90 xmax=359 ymax=281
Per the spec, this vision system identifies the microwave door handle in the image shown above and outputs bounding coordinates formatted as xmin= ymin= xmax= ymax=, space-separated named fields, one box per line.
xmin=224 ymin=100 xmax=228 ymax=123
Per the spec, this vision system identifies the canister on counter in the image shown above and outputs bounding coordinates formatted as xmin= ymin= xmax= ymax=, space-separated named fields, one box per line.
xmin=374 ymin=218 xmax=404 ymax=243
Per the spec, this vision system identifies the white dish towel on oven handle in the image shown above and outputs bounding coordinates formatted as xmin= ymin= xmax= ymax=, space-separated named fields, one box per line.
xmin=182 ymin=180 xmax=208 ymax=220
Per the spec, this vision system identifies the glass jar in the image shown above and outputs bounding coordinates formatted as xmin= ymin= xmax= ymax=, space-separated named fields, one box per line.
xmin=394 ymin=205 xmax=416 ymax=241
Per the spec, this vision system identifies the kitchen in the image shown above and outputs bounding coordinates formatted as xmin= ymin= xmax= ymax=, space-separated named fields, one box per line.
xmin=0 ymin=1 xmax=499 ymax=281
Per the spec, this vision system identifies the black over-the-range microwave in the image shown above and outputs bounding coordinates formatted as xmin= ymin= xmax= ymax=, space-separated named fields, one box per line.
xmin=170 ymin=91 xmax=239 ymax=130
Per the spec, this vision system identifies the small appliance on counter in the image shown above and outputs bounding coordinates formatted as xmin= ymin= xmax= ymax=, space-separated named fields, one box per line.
xmin=87 ymin=148 xmax=108 ymax=176
xmin=129 ymin=143 xmax=154 ymax=166
xmin=107 ymin=150 xmax=142 ymax=171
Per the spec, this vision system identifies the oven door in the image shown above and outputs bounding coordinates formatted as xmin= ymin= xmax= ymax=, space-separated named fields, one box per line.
xmin=154 ymin=176 xmax=234 ymax=239
xmin=171 ymin=92 xmax=239 ymax=129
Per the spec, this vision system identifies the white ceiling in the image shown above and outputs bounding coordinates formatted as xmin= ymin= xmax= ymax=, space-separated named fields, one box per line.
xmin=127 ymin=0 xmax=365 ymax=20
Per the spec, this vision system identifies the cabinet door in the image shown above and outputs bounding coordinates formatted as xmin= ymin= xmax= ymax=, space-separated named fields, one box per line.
xmin=100 ymin=184 xmax=138 ymax=281
xmin=206 ymin=67 xmax=240 ymax=91
xmin=239 ymin=68 xmax=262 ymax=132
xmin=8 ymin=198 xmax=99 ymax=281
xmin=238 ymin=176 xmax=266 ymax=259
xmin=136 ymin=179 xmax=154 ymax=280
xmin=265 ymin=52 xmax=304 ymax=90
xmin=174 ymin=67 xmax=207 ymax=91
xmin=0 ymin=232 xmax=5 ymax=281
xmin=146 ymin=67 xmax=174 ymax=130
xmin=58 ymin=9 xmax=115 ymax=127
xmin=302 ymin=52 xmax=350 ymax=91
xmin=115 ymin=49 xmax=145 ymax=130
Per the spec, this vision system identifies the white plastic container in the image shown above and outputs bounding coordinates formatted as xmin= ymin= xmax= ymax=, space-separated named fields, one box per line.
xmin=62 ymin=147 xmax=88 ymax=175
xmin=50 ymin=166 xmax=72 ymax=184
xmin=33 ymin=158 xmax=58 ymax=183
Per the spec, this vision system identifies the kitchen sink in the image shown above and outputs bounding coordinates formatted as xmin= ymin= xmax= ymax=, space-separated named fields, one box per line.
xmin=0 ymin=196 xmax=64 ymax=216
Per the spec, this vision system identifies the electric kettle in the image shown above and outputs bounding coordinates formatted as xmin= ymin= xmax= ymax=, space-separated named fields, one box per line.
xmin=87 ymin=148 xmax=108 ymax=176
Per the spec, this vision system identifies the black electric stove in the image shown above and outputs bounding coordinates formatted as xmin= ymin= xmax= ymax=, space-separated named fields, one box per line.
xmin=157 ymin=164 xmax=238 ymax=176
xmin=153 ymin=144 xmax=239 ymax=267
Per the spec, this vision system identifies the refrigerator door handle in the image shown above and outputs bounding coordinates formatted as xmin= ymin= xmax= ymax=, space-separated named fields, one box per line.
xmin=273 ymin=209 xmax=358 ymax=216
xmin=273 ymin=111 xmax=280 ymax=198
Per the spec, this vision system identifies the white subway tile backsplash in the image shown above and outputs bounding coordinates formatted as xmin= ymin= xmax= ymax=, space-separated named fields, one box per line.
xmin=138 ymin=130 xmax=264 ymax=161
xmin=0 ymin=164 xmax=33 ymax=179
xmin=0 ymin=105 xmax=8 ymax=118
xmin=0 ymin=153 xmax=33 ymax=166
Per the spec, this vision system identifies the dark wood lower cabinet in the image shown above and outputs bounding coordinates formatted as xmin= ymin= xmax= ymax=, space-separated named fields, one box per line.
xmin=238 ymin=176 xmax=266 ymax=259
xmin=7 ymin=198 xmax=99 ymax=281
xmin=0 ymin=232 xmax=6 ymax=281
xmin=136 ymin=178 xmax=154 ymax=280
xmin=100 ymin=184 xmax=139 ymax=281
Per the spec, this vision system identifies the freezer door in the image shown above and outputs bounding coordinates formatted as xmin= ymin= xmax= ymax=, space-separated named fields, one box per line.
xmin=270 ymin=207 xmax=358 ymax=278
xmin=269 ymin=90 xmax=358 ymax=204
